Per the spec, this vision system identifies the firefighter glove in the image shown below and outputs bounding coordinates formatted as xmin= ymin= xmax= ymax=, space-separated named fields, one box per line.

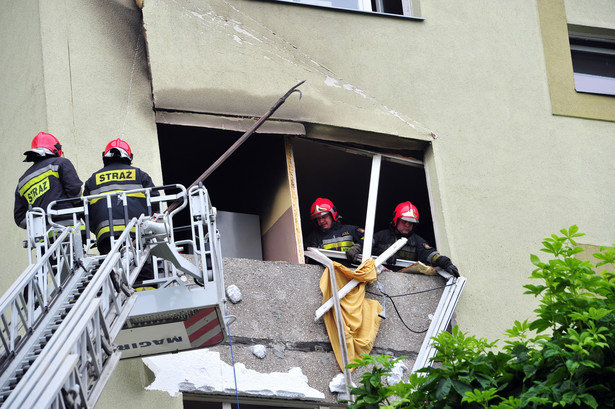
xmin=387 ymin=255 xmax=397 ymax=266
xmin=446 ymin=264 xmax=460 ymax=277
xmin=433 ymin=255 xmax=459 ymax=277
xmin=434 ymin=255 xmax=459 ymax=277
xmin=345 ymin=243 xmax=362 ymax=264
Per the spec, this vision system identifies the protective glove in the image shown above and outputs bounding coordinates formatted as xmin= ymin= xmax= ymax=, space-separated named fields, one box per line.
xmin=345 ymin=243 xmax=362 ymax=264
xmin=434 ymin=255 xmax=460 ymax=277
xmin=446 ymin=264 xmax=460 ymax=277
xmin=386 ymin=255 xmax=397 ymax=266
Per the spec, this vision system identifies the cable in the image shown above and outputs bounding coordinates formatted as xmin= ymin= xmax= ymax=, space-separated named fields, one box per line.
xmin=225 ymin=319 xmax=240 ymax=409
xmin=368 ymin=282 xmax=455 ymax=334
xmin=120 ymin=33 xmax=141 ymax=139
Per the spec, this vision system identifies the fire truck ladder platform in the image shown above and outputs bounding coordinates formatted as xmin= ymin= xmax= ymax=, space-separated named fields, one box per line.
xmin=0 ymin=184 xmax=231 ymax=409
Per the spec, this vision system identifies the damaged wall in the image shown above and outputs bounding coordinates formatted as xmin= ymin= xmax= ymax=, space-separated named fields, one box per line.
xmin=136 ymin=258 xmax=449 ymax=405
xmin=140 ymin=0 xmax=436 ymax=142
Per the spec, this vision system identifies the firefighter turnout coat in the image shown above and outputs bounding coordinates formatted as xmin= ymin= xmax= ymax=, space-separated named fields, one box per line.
xmin=305 ymin=221 xmax=364 ymax=252
xmin=14 ymin=156 xmax=83 ymax=228
xmin=83 ymin=162 xmax=156 ymax=252
xmin=373 ymin=226 xmax=439 ymax=265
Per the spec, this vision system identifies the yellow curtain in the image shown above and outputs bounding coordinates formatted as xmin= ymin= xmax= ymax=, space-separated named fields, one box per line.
xmin=319 ymin=258 xmax=382 ymax=372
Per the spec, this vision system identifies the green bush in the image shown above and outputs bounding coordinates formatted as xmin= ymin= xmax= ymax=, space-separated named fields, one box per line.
xmin=347 ymin=226 xmax=615 ymax=408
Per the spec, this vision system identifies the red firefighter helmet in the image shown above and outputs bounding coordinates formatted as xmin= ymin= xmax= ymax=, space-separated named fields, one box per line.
xmin=310 ymin=198 xmax=339 ymax=222
xmin=392 ymin=201 xmax=419 ymax=226
xmin=25 ymin=132 xmax=63 ymax=157
xmin=103 ymin=138 xmax=133 ymax=161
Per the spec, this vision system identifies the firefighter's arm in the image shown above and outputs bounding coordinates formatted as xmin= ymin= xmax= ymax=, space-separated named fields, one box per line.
xmin=61 ymin=160 xmax=83 ymax=197
xmin=140 ymin=170 xmax=159 ymax=197
xmin=14 ymin=190 xmax=27 ymax=229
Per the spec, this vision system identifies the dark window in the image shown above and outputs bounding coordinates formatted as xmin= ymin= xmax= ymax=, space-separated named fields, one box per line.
xmin=569 ymin=34 xmax=615 ymax=96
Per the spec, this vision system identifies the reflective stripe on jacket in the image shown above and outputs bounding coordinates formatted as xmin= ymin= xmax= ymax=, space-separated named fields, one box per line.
xmin=305 ymin=221 xmax=365 ymax=252
xmin=83 ymin=163 xmax=156 ymax=243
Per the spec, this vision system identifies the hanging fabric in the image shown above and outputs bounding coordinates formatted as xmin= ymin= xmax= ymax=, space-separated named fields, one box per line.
xmin=319 ymin=258 xmax=382 ymax=372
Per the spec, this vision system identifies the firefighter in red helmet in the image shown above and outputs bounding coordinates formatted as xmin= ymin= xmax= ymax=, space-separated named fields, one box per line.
xmin=83 ymin=138 xmax=157 ymax=256
xmin=14 ymin=132 xmax=82 ymax=228
xmin=372 ymin=201 xmax=459 ymax=277
xmin=304 ymin=198 xmax=364 ymax=260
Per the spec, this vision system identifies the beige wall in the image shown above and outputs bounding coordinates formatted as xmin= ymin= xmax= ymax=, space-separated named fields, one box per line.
xmin=0 ymin=1 xmax=162 ymax=296
xmin=0 ymin=1 xmax=48 ymax=292
xmin=0 ymin=1 xmax=167 ymax=407
xmin=565 ymin=0 xmax=615 ymax=28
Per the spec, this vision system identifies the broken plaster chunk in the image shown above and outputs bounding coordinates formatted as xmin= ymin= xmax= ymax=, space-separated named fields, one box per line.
xmin=328 ymin=373 xmax=347 ymax=393
xmin=386 ymin=360 xmax=408 ymax=386
xmin=226 ymin=284 xmax=242 ymax=303
xmin=143 ymin=350 xmax=325 ymax=400
xmin=251 ymin=344 xmax=267 ymax=359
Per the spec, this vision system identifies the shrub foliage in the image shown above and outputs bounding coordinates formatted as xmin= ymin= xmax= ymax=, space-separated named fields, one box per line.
xmin=347 ymin=226 xmax=615 ymax=408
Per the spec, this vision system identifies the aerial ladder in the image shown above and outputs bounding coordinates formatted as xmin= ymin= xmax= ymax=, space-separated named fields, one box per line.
xmin=0 ymin=184 xmax=231 ymax=409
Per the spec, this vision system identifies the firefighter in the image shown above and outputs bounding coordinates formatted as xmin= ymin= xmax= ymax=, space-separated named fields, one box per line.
xmin=304 ymin=198 xmax=364 ymax=254
xmin=350 ymin=201 xmax=459 ymax=277
xmin=14 ymin=132 xmax=83 ymax=229
xmin=83 ymin=138 xmax=157 ymax=255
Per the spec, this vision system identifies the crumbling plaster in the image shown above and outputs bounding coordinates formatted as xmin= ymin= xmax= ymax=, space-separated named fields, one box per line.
xmin=144 ymin=257 xmax=449 ymax=404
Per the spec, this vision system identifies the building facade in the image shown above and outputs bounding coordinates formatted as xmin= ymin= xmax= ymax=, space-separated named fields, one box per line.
xmin=1 ymin=0 xmax=614 ymax=407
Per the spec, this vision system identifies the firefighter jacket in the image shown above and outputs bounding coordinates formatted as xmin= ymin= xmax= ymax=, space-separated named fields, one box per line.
xmin=14 ymin=156 xmax=83 ymax=229
xmin=305 ymin=221 xmax=364 ymax=252
xmin=83 ymin=162 xmax=157 ymax=251
xmin=372 ymin=226 xmax=439 ymax=266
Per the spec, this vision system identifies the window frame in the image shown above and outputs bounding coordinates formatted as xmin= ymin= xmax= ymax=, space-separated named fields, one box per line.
xmin=536 ymin=0 xmax=615 ymax=122
xmin=263 ymin=0 xmax=423 ymax=19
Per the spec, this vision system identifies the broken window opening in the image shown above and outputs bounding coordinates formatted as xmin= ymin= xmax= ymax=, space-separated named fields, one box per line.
xmin=157 ymin=123 xmax=296 ymax=262
xmin=156 ymin=123 xmax=436 ymax=266
xmin=292 ymin=136 xmax=436 ymax=260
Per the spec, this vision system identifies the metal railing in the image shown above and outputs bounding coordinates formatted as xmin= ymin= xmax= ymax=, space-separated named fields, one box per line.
xmin=0 ymin=184 xmax=229 ymax=408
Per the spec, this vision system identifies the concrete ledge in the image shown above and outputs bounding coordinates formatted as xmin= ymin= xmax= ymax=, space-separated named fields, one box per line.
xmin=201 ymin=257 xmax=448 ymax=404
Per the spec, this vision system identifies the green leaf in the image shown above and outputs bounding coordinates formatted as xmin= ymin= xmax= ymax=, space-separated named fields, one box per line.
xmin=581 ymin=393 xmax=599 ymax=409
xmin=530 ymin=254 xmax=542 ymax=266
xmin=451 ymin=380 xmax=472 ymax=397
xmin=435 ymin=378 xmax=453 ymax=400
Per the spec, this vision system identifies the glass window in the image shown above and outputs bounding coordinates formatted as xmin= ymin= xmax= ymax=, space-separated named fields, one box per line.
xmin=569 ymin=35 xmax=615 ymax=96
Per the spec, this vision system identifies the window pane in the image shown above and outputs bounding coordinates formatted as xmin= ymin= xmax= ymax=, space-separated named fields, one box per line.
xmin=571 ymin=50 xmax=615 ymax=78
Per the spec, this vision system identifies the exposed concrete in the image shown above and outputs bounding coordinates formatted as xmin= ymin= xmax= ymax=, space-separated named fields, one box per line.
xmin=197 ymin=257 xmax=448 ymax=404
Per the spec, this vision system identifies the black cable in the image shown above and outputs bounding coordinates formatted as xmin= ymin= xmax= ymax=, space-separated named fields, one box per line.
xmin=368 ymin=282 xmax=456 ymax=334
